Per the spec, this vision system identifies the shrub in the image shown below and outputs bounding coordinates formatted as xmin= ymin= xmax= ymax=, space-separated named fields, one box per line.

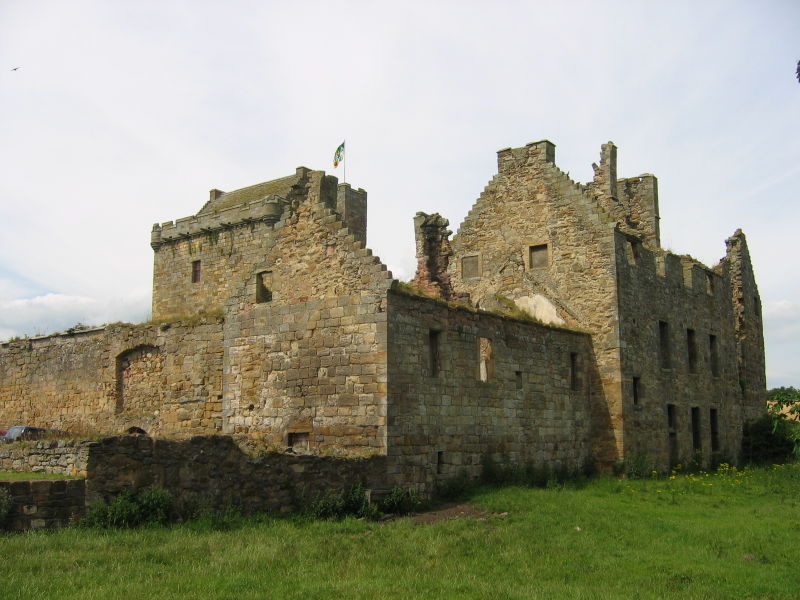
xmin=741 ymin=414 xmax=798 ymax=465
xmin=306 ymin=482 xmax=378 ymax=520
xmin=379 ymin=486 xmax=423 ymax=515
xmin=83 ymin=486 xmax=175 ymax=528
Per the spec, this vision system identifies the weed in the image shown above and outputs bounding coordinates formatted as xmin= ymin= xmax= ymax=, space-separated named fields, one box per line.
xmin=379 ymin=486 xmax=423 ymax=515
xmin=83 ymin=486 xmax=175 ymax=528
xmin=306 ymin=481 xmax=378 ymax=520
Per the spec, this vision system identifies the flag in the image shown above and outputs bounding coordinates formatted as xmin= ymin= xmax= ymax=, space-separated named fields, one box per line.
xmin=333 ymin=141 xmax=345 ymax=168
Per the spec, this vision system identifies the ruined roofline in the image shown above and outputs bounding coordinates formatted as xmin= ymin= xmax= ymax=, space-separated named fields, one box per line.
xmin=151 ymin=167 xmax=368 ymax=249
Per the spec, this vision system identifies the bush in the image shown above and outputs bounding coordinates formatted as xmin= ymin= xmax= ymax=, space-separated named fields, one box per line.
xmin=83 ymin=486 xmax=175 ymax=528
xmin=306 ymin=482 xmax=378 ymax=520
xmin=379 ymin=486 xmax=423 ymax=515
xmin=741 ymin=414 xmax=799 ymax=465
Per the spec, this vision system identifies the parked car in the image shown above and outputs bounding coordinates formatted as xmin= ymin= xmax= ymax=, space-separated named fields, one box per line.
xmin=0 ymin=429 xmax=6 ymax=437
xmin=1 ymin=426 xmax=53 ymax=442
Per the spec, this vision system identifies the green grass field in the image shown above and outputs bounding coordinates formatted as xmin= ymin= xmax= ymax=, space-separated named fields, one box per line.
xmin=1 ymin=463 xmax=798 ymax=599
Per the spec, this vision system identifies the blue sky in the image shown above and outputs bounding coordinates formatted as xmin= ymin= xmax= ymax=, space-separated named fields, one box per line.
xmin=1 ymin=0 xmax=798 ymax=386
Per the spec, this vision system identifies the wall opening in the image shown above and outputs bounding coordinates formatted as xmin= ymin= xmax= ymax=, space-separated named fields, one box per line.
xmin=288 ymin=432 xmax=310 ymax=451
xmin=428 ymin=329 xmax=441 ymax=377
xmin=710 ymin=408 xmax=720 ymax=453
xmin=667 ymin=403 xmax=678 ymax=467
xmin=256 ymin=271 xmax=273 ymax=303
xmin=436 ymin=451 xmax=444 ymax=474
xmin=191 ymin=260 xmax=202 ymax=283
xmin=461 ymin=255 xmax=479 ymax=279
xmin=478 ymin=337 xmax=494 ymax=382
xmin=115 ymin=345 xmax=163 ymax=414
xmin=528 ymin=244 xmax=548 ymax=269
xmin=658 ymin=321 xmax=671 ymax=369
xmin=626 ymin=240 xmax=640 ymax=265
xmin=709 ymin=334 xmax=719 ymax=377
xmin=706 ymin=273 xmax=714 ymax=295
xmin=691 ymin=406 xmax=702 ymax=453
xmin=632 ymin=376 xmax=641 ymax=406
xmin=686 ymin=329 xmax=697 ymax=373
xmin=515 ymin=370 xmax=523 ymax=390
xmin=569 ymin=352 xmax=580 ymax=391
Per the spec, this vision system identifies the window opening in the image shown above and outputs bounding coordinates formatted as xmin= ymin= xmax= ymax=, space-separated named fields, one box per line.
xmin=288 ymin=432 xmax=310 ymax=451
xmin=515 ymin=370 xmax=523 ymax=390
xmin=706 ymin=273 xmax=714 ymax=295
xmin=461 ymin=255 xmax=479 ymax=279
xmin=428 ymin=330 xmax=441 ymax=377
xmin=436 ymin=451 xmax=445 ymax=475
xmin=658 ymin=321 xmax=671 ymax=369
xmin=191 ymin=260 xmax=201 ymax=283
xmin=529 ymin=244 xmax=548 ymax=269
xmin=667 ymin=403 xmax=678 ymax=468
xmin=691 ymin=407 xmax=702 ymax=453
xmin=632 ymin=376 xmax=641 ymax=406
xmin=478 ymin=337 xmax=494 ymax=382
xmin=256 ymin=271 xmax=273 ymax=303
xmin=710 ymin=408 xmax=720 ymax=452
xmin=626 ymin=240 xmax=639 ymax=265
xmin=687 ymin=329 xmax=697 ymax=373
xmin=709 ymin=334 xmax=719 ymax=377
xmin=569 ymin=352 xmax=580 ymax=391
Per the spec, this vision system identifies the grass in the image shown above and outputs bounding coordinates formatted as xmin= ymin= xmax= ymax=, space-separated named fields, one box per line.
xmin=1 ymin=464 xmax=798 ymax=599
xmin=0 ymin=471 xmax=79 ymax=481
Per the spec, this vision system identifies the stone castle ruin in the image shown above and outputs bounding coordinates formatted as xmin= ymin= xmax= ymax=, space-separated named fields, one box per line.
xmin=0 ymin=140 xmax=767 ymax=493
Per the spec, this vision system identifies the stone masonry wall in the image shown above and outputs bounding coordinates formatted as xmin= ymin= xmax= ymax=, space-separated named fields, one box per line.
xmin=1 ymin=479 xmax=85 ymax=531
xmin=221 ymin=171 xmax=394 ymax=451
xmin=386 ymin=290 xmax=599 ymax=491
xmin=614 ymin=232 xmax=743 ymax=468
xmin=447 ymin=141 xmax=622 ymax=465
xmin=0 ymin=439 xmax=91 ymax=477
xmin=0 ymin=318 xmax=224 ymax=437
xmin=84 ymin=435 xmax=387 ymax=514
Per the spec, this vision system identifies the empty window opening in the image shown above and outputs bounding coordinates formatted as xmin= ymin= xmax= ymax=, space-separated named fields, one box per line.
xmin=436 ymin=451 xmax=445 ymax=475
xmin=569 ymin=352 xmax=580 ymax=391
xmin=709 ymin=334 xmax=720 ymax=377
xmin=461 ymin=255 xmax=480 ymax=279
xmin=191 ymin=260 xmax=202 ymax=283
xmin=691 ymin=407 xmax=702 ymax=453
xmin=256 ymin=271 xmax=273 ymax=303
xmin=706 ymin=273 xmax=715 ymax=295
xmin=667 ymin=403 xmax=678 ymax=468
xmin=687 ymin=329 xmax=697 ymax=373
xmin=632 ymin=376 xmax=641 ymax=406
xmin=288 ymin=432 xmax=310 ymax=451
xmin=529 ymin=244 xmax=548 ymax=269
xmin=515 ymin=370 xmax=523 ymax=390
xmin=428 ymin=329 xmax=441 ymax=377
xmin=478 ymin=337 xmax=494 ymax=382
xmin=626 ymin=240 xmax=640 ymax=265
xmin=710 ymin=408 xmax=720 ymax=453
xmin=658 ymin=321 xmax=671 ymax=369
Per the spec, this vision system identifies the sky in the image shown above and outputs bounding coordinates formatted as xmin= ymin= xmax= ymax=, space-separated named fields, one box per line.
xmin=1 ymin=0 xmax=798 ymax=387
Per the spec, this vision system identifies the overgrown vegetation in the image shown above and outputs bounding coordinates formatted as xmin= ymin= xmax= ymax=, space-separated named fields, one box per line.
xmin=83 ymin=486 xmax=175 ymax=528
xmin=741 ymin=386 xmax=800 ymax=464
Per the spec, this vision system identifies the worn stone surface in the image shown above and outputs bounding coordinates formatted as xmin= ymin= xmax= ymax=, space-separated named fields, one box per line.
xmin=0 ymin=479 xmax=85 ymax=531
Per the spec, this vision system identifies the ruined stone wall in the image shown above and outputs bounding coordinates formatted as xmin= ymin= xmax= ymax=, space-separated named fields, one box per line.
xmin=0 ymin=318 xmax=224 ymax=437
xmin=385 ymin=290 xmax=598 ymax=491
xmin=0 ymin=479 xmax=85 ymax=531
xmin=221 ymin=173 xmax=393 ymax=452
xmin=447 ymin=141 xmax=622 ymax=464
xmin=0 ymin=439 xmax=91 ymax=477
xmin=614 ymin=232 xmax=744 ymax=468
xmin=84 ymin=435 xmax=387 ymax=514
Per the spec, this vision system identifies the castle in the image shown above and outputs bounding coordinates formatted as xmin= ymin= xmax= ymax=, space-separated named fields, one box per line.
xmin=0 ymin=140 xmax=767 ymax=491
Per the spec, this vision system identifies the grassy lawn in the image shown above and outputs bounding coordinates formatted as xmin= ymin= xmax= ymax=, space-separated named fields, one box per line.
xmin=1 ymin=463 xmax=798 ymax=599
xmin=0 ymin=471 xmax=79 ymax=481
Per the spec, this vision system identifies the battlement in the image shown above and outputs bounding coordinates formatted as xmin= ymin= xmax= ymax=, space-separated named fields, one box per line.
xmin=151 ymin=194 xmax=289 ymax=248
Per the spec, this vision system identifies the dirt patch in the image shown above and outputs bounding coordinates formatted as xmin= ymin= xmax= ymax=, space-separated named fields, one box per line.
xmin=403 ymin=502 xmax=507 ymax=525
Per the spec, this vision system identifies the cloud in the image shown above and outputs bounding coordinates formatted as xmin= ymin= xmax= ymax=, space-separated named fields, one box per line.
xmin=0 ymin=291 xmax=150 ymax=340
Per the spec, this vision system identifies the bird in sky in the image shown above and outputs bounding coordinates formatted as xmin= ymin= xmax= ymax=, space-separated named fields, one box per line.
xmin=10 ymin=67 xmax=20 ymax=71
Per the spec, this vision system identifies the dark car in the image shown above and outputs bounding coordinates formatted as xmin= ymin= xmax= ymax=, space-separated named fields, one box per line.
xmin=1 ymin=426 xmax=50 ymax=442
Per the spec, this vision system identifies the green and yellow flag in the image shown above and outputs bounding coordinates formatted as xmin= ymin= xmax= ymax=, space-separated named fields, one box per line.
xmin=333 ymin=141 xmax=345 ymax=168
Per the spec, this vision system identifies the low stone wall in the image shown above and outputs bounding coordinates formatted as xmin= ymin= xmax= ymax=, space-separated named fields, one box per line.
xmin=0 ymin=439 xmax=91 ymax=477
xmin=85 ymin=435 xmax=388 ymax=514
xmin=1 ymin=479 xmax=85 ymax=531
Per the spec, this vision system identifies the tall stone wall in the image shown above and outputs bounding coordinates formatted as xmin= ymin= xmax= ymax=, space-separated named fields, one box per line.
xmin=221 ymin=172 xmax=394 ymax=452
xmin=0 ymin=318 xmax=224 ymax=437
xmin=385 ymin=290 xmax=600 ymax=491
xmin=447 ymin=140 xmax=623 ymax=464
xmin=614 ymin=232 xmax=744 ymax=468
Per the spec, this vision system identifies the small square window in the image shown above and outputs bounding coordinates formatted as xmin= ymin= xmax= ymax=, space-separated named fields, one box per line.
xmin=529 ymin=244 xmax=548 ymax=269
xmin=462 ymin=255 xmax=480 ymax=279
xmin=256 ymin=271 xmax=273 ymax=303
xmin=288 ymin=432 xmax=310 ymax=450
